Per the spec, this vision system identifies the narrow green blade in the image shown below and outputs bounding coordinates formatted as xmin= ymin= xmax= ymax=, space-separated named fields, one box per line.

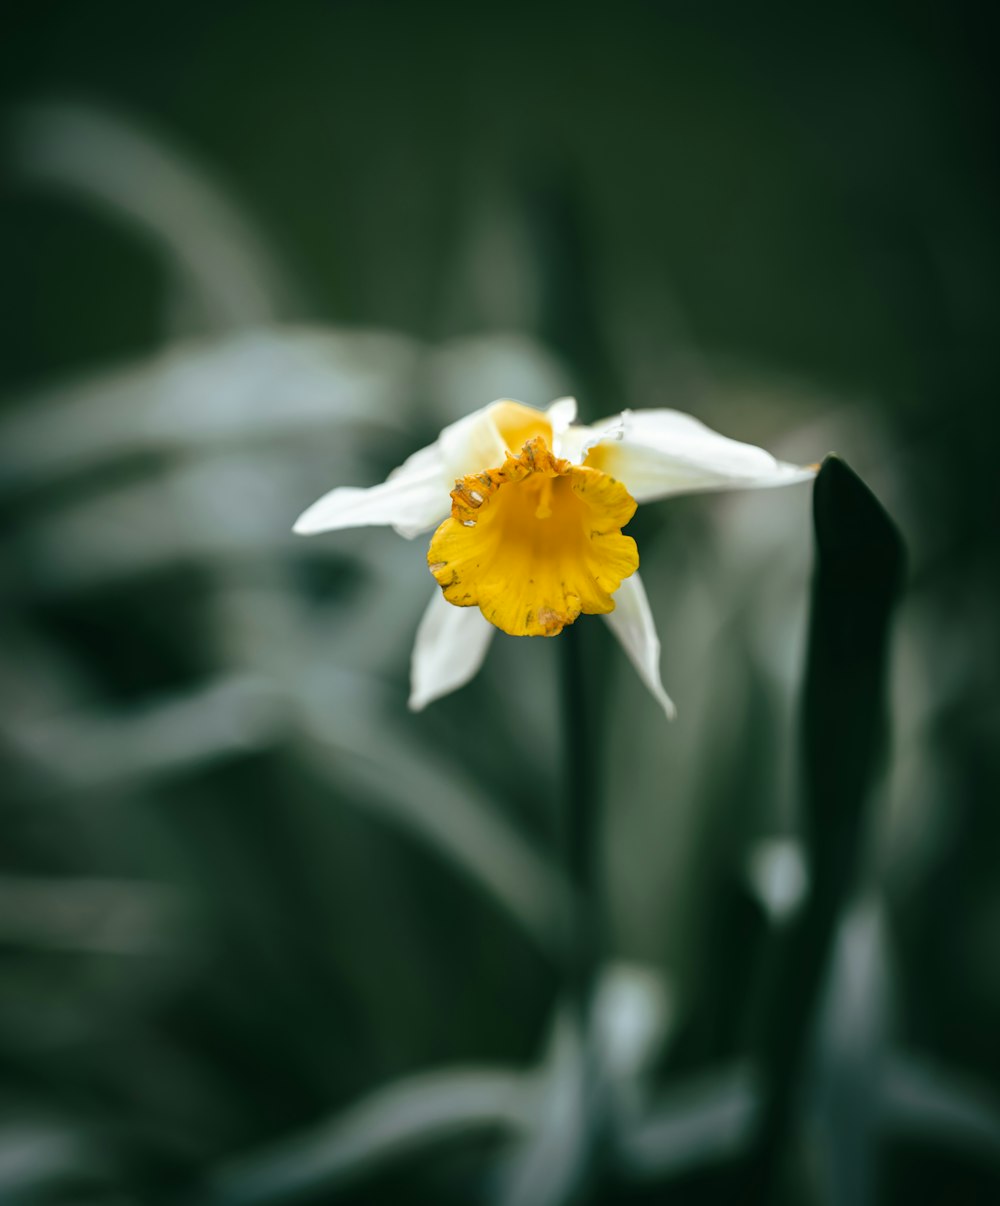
xmin=752 ymin=455 xmax=905 ymax=1200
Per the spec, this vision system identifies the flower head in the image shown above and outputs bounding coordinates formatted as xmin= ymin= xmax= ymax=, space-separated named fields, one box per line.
xmin=429 ymin=434 xmax=638 ymax=637
xmin=294 ymin=398 xmax=813 ymax=716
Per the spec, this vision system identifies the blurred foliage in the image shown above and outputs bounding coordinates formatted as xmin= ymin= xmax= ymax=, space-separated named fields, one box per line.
xmin=2 ymin=3 xmax=999 ymax=1204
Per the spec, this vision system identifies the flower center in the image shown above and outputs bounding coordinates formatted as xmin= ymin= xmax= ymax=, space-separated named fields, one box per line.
xmin=427 ymin=436 xmax=639 ymax=637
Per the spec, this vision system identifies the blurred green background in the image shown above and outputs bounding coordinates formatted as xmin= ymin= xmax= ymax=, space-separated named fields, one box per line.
xmin=2 ymin=3 xmax=998 ymax=1204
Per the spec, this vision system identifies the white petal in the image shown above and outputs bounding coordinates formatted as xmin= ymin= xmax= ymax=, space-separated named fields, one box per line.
xmin=589 ymin=409 xmax=815 ymax=503
xmin=293 ymin=441 xmax=449 ymax=538
xmin=438 ymin=397 xmax=570 ymax=480
xmin=409 ymin=591 xmax=496 ymax=711
xmin=294 ymin=397 xmax=577 ymax=539
xmin=555 ymin=415 xmax=621 ymax=465
xmin=546 ymin=395 xmax=577 ymax=452
xmin=603 ymin=573 xmax=676 ymax=720
xmin=438 ymin=399 xmax=513 ymax=481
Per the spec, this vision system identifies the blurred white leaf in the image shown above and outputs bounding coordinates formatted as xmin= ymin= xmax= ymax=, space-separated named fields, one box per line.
xmin=0 ymin=326 xmax=420 ymax=492
xmin=492 ymin=1007 xmax=588 ymax=1206
xmin=8 ymin=101 xmax=292 ymax=330
xmin=17 ymin=448 xmax=363 ymax=590
xmin=882 ymin=1054 xmax=1000 ymax=1161
xmin=620 ymin=1063 xmax=760 ymax=1180
xmin=299 ymin=665 xmax=571 ymax=957
xmin=0 ymin=875 xmax=181 ymax=955
xmin=207 ymin=1066 xmax=537 ymax=1206
xmin=200 ymin=576 xmax=571 ymax=956
xmin=0 ymin=1124 xmax=100 ymax=1202
xmin=5 ymin=675 xmax=286 ymax=792
xmin=811 ymin=899 xmax=893 ymax=1206
xmin=745 ymin=838 xmax=809 ymax=925
xmin=593 ymin=962 xmax=674 ymax=1086
xmin=495 ymin=964 xmax=674 ymax=1206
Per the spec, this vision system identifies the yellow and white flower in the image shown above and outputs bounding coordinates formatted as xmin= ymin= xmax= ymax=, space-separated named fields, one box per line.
xmin=294 ymin=398 xmax=813 ymax=716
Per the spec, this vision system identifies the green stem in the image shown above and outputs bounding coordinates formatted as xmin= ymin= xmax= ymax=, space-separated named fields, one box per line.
xmin=559 ymin=621 xmax=612 ymax=1204
xmin=560 ymin=621 xmax=601 ymax=1023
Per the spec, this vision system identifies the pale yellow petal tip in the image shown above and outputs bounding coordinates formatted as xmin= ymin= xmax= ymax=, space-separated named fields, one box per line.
xmin=428 ymin=436 xmax=638 ymax=637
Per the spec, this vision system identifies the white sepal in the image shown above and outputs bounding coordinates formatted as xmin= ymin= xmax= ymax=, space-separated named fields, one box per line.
xmin=409 ymin=590 xmax=496 ymax=711
xmin=292 ymin=440 xmax=449 ymax=538
xmin=603 ymin=572 xmax=676 ymax=720
xmin=589 ymin=409 xmax=815 ymax=503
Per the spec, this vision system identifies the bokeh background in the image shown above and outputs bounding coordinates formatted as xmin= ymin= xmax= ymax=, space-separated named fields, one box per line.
xmin=2 ymin=4 xmax=998 ymax=1204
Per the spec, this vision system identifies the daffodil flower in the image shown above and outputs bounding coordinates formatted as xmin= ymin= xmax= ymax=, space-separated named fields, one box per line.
xmin=294 ymin=398 xmax=813 ymax=716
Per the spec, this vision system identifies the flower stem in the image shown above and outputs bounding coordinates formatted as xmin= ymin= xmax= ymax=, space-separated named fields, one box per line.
xmin=559 ymin=621 xmax=601 ymax=1023
xmin=559 ymin=620 xmax=610 ymax=1202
